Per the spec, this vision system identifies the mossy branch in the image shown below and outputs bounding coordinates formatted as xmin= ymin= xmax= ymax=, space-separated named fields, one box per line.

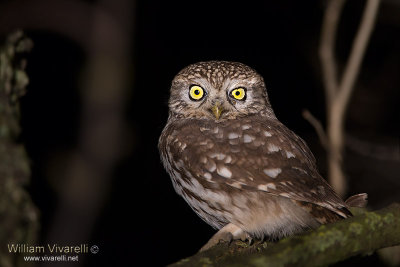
xmin=170 ymin=203 xmax=400 ymax=267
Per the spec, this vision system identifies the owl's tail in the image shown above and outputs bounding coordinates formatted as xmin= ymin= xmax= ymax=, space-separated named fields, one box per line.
xmin=345 ymin=193 xmax=368 ymax=208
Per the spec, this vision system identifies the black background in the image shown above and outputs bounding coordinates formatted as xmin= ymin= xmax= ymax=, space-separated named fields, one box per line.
xmin=1 ymin=0 xmax=399 ymax=266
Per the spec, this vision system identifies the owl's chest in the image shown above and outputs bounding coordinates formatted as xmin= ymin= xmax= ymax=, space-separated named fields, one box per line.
xmin=164 ymin=119 xmax=273 ymax=155
xmin=160 ymin=118 xmax=271 ymax=186
xmin=159 ymin=118 xmax=284 ymax=228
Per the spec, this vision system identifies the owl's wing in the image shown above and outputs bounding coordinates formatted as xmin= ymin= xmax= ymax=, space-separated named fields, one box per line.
xmin=168 ymin=118 xmax=351 ymax=219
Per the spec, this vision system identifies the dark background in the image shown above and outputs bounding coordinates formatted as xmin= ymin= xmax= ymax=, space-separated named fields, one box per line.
xmin=0 ymin=0 xmax=399 ymax=266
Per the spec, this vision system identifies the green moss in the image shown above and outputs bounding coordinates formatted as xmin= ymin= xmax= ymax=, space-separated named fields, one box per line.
xmin=250 ymin=256 xmax=275 ymax=267
xmin=364 ymin=212 xmax=383 ymax=230
xmin=234 ymin=240 xmax=250 ymax=249
xmin=313 ymin=229 xmax=347 ymax=252
xmin=349 ymin=222 xmax=363 ymax=235
xmin=171 ymin=205 xmax=400 ymax=267
xmin=383 ymin=213 xmax=395 ymax=224
xmin=198 ymin=257 xmax=213 ymax=266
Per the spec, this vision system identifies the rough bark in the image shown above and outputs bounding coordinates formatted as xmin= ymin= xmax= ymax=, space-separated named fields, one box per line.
xmin=0 ymin=31 xmax=39 ymax=267
xmin=170 ymin=203 xmax=400 ymax=267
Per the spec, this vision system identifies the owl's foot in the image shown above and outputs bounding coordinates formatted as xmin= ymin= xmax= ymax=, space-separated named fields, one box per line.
xmin=199 ymin=223 xmax=251 ymax=252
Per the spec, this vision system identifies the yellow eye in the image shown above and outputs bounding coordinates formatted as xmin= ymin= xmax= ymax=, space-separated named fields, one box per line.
xmin=230 ymin=88 xmax=246 ymax=100
xmin=189 ymin=85 xmax=205 ymax=101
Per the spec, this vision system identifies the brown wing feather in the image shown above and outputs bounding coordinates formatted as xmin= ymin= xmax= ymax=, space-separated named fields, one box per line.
xmin=163 ymin=115 xmax=352 ymax=219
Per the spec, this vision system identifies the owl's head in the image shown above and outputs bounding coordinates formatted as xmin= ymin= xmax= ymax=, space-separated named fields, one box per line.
xmin=168 ymin=61 xmax=276 ymax=121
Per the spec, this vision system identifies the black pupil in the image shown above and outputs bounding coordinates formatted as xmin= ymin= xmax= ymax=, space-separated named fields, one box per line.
xmin=235 ymin=91 xmax=240 ymax=96
xmin=194 ymin=89 xmax=200 ymax=95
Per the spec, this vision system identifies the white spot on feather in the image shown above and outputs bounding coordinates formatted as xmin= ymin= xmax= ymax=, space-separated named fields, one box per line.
xmin=285 ymin=151 xmax=295 ymax=158
xmin=229 ymin=181 xmax=242 ymax=189
xmin=216 ymin=153 xmax=226 ymax=160
xmin=205 ymin=160 xmax=216 ymax=172
xmin=228 ymin=132 xmax=239 ymax=139
xmin=204 ymin=172 xmax=212 ymax=180
xmin=217 ymin=166 xmax=232 ymax=178
xmin=242 ymin=124 xmax=251 ymax=130
xmin=263 ymin=168 xmax=282 ymax=178
xmin=224 ymin=155 xmax=232 ymax=163
xmin=208 ymin=153 xmax=217 ymax=159
xmin=243 ymin=134 xmax=254 ymax=143
xmin=258 ymin=183 xmax=276 ymax=191
xmin=268 ymin=143 xmax=281 ymax=153
xmin=264 ymin=131 xmax=272 ymax=137
xmin=258 ymin=184 xmax=268 ymax=191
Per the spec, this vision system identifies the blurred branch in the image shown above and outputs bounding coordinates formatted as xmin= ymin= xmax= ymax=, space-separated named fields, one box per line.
xmin=0 ymin=0 xmax=127 ymax=53
xmin=43 ymin=2 xmax=134 ymax=267
xmin=346 ymin=134 xmax=400 ymax=162
xmin=0 ymin=31 xmax=38 ymax=267
xmin=170 ymin=203 xmax=400 ymax=267
xmin=319 ymin=0 xmax=345 ymax=105
xmin=0 ymin=1 xmax=135 ymax=266
xmin=313 ymin=0 xmax=381 ymax=196
xmin=337 ymin=0 xmax=381 ymax=111
xmin=41 ymin=2 xmax=135 ymax=267
xmin=302 ymin=109 xmax=328 ymax=149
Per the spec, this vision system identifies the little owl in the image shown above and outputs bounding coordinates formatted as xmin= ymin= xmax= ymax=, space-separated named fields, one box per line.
xmin=159 ymin=61 xmax=367 ymax=251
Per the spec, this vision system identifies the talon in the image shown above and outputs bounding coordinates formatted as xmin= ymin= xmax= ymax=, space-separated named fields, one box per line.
xmin=200 ymin=223 xmax=244 ymax=252
xmin=248 ymin=237 xmax=254 ymax=246
xmin=200 ymin=231 xmax=233 ymax=252
xmin=238 ymin=231 xmax=251 ymax=243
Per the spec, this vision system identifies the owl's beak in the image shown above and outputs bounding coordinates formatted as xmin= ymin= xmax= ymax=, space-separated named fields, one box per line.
xmin=211 ymin=103 xmax=223 ymax=120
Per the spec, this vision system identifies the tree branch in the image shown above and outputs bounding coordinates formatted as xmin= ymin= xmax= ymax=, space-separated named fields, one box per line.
xmin=317 ymin=0 xmax=381 ymax=196
xmin=0 ymin=31 xmax=39 ymax=267
xmin=302 ymin=109 xmax=329 ymax=150
xmin=319 ymin=0 xmax=345 ymax=105
xmin=336 ymin=0 xmax=381 ymax=115
xmin=170 ymin=203 xmax=400 ymax=267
